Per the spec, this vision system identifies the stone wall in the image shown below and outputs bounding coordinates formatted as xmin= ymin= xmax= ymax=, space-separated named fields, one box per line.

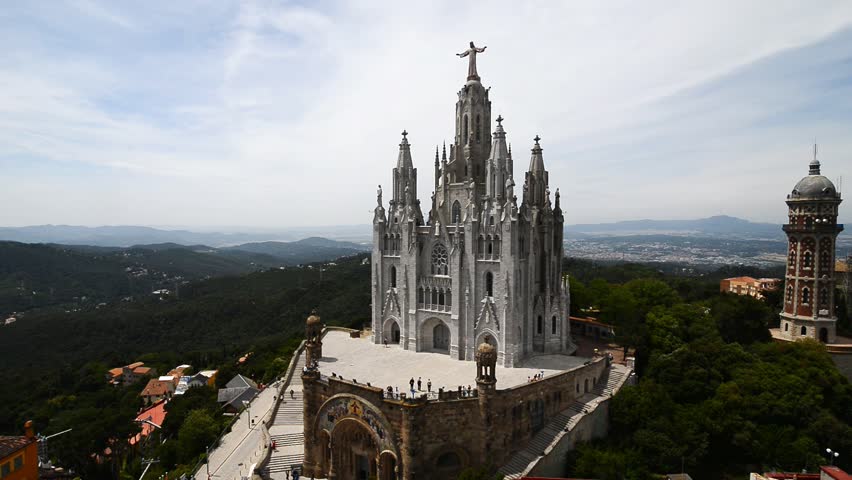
xmin=302 ymin=354 xmax=608 ymax=479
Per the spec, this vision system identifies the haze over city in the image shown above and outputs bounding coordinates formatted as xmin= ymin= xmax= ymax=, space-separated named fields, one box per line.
xmin=2 ymin=1 xmax=852 ymax=228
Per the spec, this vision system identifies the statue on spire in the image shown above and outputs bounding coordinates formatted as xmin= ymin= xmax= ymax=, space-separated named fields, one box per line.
xmin=457 ymin=41 xmax=487 ymax=81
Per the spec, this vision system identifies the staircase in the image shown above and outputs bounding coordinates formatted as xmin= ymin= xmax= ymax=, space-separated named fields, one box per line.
xmin=498 ymin=366 xmax=628 ymax=479
xmin=260 ymin=352 xmax=307 ymax=479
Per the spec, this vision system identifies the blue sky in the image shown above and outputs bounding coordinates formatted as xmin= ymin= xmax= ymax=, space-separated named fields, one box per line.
xmin=1 ymin=1 xmax=851 ymax=228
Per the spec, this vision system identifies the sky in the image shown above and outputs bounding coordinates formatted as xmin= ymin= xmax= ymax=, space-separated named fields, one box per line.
xmin=2 ymin=1 xmax=852 ymax=229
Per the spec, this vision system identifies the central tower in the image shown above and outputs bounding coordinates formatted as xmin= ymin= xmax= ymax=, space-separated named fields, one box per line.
xmin=370 ymin=44 xmax=575 ymax=367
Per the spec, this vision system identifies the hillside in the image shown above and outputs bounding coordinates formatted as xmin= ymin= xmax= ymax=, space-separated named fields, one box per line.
xmin=0 ymin=254 xmax=371 ymax=434
xmin=224 ymin=237 xmax=368 ymax=263
xmin=0 ymin=237 xmax=366 ymax=316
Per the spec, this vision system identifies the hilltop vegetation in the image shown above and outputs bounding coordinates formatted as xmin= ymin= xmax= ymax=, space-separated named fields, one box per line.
xmin=566 ymin=271 xmax=852 ymax=478
xmin=0 ymin=254 xmax=370 ymax=478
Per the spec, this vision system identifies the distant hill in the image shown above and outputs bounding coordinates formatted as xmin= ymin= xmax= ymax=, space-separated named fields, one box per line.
xmin=0 ymin=236 xmax=370 ymax=315
xmin=225 ymin=237 xmax=368 ymax=264
xmin=566 ymin=215 xmax=784 ymax=239
xmin=0 ymin=224 xmax=372 ymax=247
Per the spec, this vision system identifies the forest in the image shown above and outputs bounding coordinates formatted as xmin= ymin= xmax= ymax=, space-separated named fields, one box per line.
xmin=565 ymin=260 xmax=852 ymax=478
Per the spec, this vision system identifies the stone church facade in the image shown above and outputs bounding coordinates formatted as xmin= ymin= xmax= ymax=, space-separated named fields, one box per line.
xmin=371 ymin=46 xmax=574 ymax=366
xmin=778 ymin=151 xmax=844 ymax=343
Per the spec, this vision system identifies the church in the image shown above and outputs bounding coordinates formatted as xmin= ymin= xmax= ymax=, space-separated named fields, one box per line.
xmin=370 ymin=42 xmax=575 ymax=366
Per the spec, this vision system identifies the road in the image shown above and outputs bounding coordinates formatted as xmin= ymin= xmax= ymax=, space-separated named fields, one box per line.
xmin=195 ymin=381 xmax=279 ymax=480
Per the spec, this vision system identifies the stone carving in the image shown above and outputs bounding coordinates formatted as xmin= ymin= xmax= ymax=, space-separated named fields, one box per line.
xmin=456 ymin=41 xmax=487 ymax=80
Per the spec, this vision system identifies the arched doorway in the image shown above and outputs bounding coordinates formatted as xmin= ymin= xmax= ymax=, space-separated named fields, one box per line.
xmin=331 ymin=419 xmax=378 ymax=480
xmin=433 ymin=323 xmax=450 ymax=352
xmin=820 ymin=327 xmax=829 ymax=343
xmin=435 ymin=451 xmax=464 ymax=479
xmin=391 ymin=322 xmax=400 ymax=344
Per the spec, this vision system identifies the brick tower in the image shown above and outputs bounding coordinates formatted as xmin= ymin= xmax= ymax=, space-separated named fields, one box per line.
xmin=779 ymin=146 xmax=844 ymax=343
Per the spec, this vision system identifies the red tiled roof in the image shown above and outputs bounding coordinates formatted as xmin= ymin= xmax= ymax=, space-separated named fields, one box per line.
xmin=569 ymin=316 xmax=614 ymax=328
xmin=821 ymin=466 xmax=852 ymax=480
xmin=0 ymin=436 xmax=34 ymax=459
xmin=127 ymin=362 xmax=144 ymax=369
xmin=108 ymin=367 xmax=123 ymax=377
xmin=723 ymin=276 xmax=759 ymax=283
xmin=133 ymin=366 xmax=152 ymax=375
xmin=130 ymin=401 xmax=167 ymax=445
xmin=140 ymin=379 xmax=173 ymax=398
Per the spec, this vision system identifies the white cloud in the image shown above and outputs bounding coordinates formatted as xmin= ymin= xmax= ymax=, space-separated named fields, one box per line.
xmin=1 ymin=0 xmax=852 ymax=227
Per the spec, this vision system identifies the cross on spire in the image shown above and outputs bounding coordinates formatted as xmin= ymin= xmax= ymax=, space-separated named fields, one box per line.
xmin=534 ymin=135 xmax=541 ymax=144
xmin=496 ymin=115 xmax=504 ymax=125
xmin=401 ymin=130 xmax=408 ymax=139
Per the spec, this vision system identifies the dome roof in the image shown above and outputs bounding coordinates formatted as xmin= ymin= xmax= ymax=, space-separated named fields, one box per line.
xmin=791 ymin=174 xmax=837 ymax=198
xmin=306 ymin=310 xmax=321 ymax=326
xmin=790 ymin=157 xmax=839 ymax=199
xmin=478 ymin=342 xmax=495 ymax=354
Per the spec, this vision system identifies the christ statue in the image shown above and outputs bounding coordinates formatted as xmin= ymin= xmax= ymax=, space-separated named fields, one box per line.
xmin=457 ymin=41 xmax=487 ymax=81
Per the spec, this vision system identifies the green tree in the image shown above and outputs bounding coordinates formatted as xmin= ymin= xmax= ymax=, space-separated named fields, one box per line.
xmin=177 ymin=410 xmax=219 ymax=463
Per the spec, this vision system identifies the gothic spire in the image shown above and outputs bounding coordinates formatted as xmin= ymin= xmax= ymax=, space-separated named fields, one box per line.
xmin=397 ymin=130 xmax=413 ymax=169
xmin=486 ymin=115 xmax=510 ymax=199
xmin=528 ymin=135 xmax=545 ymax=173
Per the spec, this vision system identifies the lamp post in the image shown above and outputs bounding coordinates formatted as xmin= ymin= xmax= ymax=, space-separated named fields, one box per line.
xmin=242 ymin=400 xmax=251 ymax=428
xmin=826 ymin=448 xmax=840 ymax=466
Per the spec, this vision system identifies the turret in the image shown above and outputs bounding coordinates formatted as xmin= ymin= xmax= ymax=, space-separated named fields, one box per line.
xmin=523 ymin=136 xmax=549 ymax=208
xmin=779 ymin=145 xmax=844 ymax=343
xmin=305 ymin=309 xmax=323 ymax=365
xmin=486 ymin=115 xmax=510 ymax=201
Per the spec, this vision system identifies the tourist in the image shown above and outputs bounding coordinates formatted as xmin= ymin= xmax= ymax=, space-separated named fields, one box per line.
xmin=383 ymin=338 xmax=388 ymax=348
xmin=417 ymin=377 xmax=422 ymax=391
xmin=467 ymin=385 xmax=472 ymax=396
xmin=409 ymin=377 xmax=415 ymax=390
xmin=395 ymin=386 xmax=399 ymax=398
xmin=290 ymin=389 xmax=295 ymax=399
xmin=427 ymin=379 xmax=432 ymax=392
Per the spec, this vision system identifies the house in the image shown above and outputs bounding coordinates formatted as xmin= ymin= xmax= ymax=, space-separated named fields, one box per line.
xmin=130 ymin=401 xmax=167 ymax=447
xmin=106 ymin=362 xmax=156 ymax=386
xmin=216 ymin=374 xmax=259 ymax=413
xmin=174 ymin=369 xmax=218 ymax=396
xmin=0 ymin=421 xmax=39 ymax=480
xmin=140 ymin=378 xmax=175 ymax=406
xmin=570 ymin=316 xmax=615 ymax=340
xmin=720 ymin=276 xmax=781 ymax=300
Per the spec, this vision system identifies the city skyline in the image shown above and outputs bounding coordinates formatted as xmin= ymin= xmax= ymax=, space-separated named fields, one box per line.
xmin=2 ymin=1 xmax=852 ymax=228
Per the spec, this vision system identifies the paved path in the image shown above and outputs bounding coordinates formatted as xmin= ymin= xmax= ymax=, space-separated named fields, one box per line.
xmin=196 ymin=381 xmax=279 ymax=480
xmin=264 ymin=353 xmax=307 ymax=480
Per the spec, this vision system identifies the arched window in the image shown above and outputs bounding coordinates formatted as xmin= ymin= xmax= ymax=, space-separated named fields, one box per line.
xmin=802 ymin=287 xmax=810 ymax=304
xmin=537 ymin=316 xmax=543 ymax=335
xmin=478 ymin=236 xmax=485 ymax=258
xmin=487 ymin=241 xmax=493 ymax=255
xmin=431 ymin=244 xmax=448 ymax=275
xmin=418 ymin=287 xmax=424 ymax=305
xmin=800 ymin=326 xmax=807 ymax=336
xmin=485 ymin=272 xmax=494 ymax=297
xmin=439 ymin=290 xmax=445 ymax=306
xmin=784 ymin=322 xmax=789 ymax=332
xmin=452 ymin=201 xmax=462 ymax=223
xmin=803 ymin=251 xmax=813 ymax=268
xmin=463 ymin=114 xmax=469 ymax=144
xmin=551 ymin=316 xmax=557 ymax=334
xmin=489 ymin=215 xmax=494 ymax=225
xmin=786 ymin=285 xmax=793 ymax=303
xmin=819 ymin=288 xmax=828 ymax=307
xmin=446 ymin=290 xmax=452 ymax=307
xmin=805 ymin=217 xmax=814 ymax=228
xmin=494 ymin=235 xmax=500 ymax=256
xmin=390 ymin=266 xmax=397 ymax=288
xmin=475 ymin=114 xmax=482 ymax=143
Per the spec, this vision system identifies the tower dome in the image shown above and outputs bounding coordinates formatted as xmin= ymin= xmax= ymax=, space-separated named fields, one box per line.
xmin=306 ymin=310 xmax=321 ymax=326
xmin=789 ymin=149 xmax=840 ymax=199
